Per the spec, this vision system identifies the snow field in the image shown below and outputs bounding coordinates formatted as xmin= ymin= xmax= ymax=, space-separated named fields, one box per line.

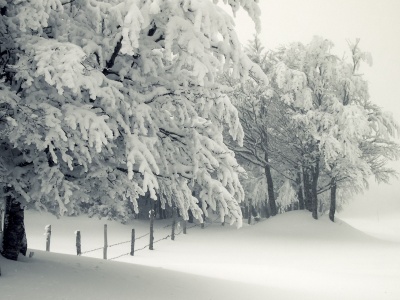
xmin=1 ymin=210 xmax=399 ymax=300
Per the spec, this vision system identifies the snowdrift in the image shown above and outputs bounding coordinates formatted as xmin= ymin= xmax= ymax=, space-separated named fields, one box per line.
xmin=1 ymin=210 xmax=399 ymax=300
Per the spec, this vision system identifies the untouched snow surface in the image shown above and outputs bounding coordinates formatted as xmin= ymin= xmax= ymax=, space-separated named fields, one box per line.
xmin=1 ymin=210 xmax=400 ymax=300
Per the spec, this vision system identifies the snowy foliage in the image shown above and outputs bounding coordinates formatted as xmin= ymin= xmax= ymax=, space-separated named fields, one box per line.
xmin=269 ymin=37 xmax=398 ymax=194
xmin=0 ymin=0 xmax=262 ymax=226
xmin=226 ymin=35 xmax=399 ymax=218
xmin=276 ymin=179 xmax=298 ymax=213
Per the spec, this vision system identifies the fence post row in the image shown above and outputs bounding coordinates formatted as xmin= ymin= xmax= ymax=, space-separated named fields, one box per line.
xmin=103 ymin=224 xmax=108 ymax=260
xmin=45 ymin=215 xmax=202 ymax=260
xmin=76 ymin=230 xmax=81 ymax=255
xmin=130 ymin=228 xmax=135 ymax=256
xmin=45 ymin=225 xmax=51 ymax=252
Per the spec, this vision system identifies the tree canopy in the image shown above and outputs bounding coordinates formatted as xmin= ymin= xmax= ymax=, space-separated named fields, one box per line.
xmin=225 ymin=36 xmax=400 ymax=220
xmin=0 ymin=0 xmax=265 ymax=226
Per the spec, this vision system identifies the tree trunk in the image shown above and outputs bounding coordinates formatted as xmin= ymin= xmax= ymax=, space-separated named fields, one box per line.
xmin=157 ymin=200 xmax=166 ymax=219
xmin=296 ymin=172 xmax=305 ymax=210
xmin=329 ymin=178 xmax=337 ymax=222
xmin=303 ymin=170 xmax=312 ymax=211
xmin=264 ymin=202 xmax=270 ymax=219
xmin=171 ymin=206 xmax=176 ymax=240
xmin=248 ymin=199 xmax=252 ymax=225
xmin=264 ymin=163 xmax=277 ymax=216
xmin=311 ymin=159 xmax=320 ymax=220
xmin=1 ymin=192 xmax=27 ymax=260
xmin=241 ymin=204 xmax=248 ymax=219
xmin=188 ymin=210 xmax=194 ymax=223
xmin=262 ymin=131 xmax=277 ymax=217
xmin=0 ymin=207 xmax=3 ymax=232
xmin=188 ymin=190 xmax=195 ymax=223
xmin=149 ymin=201 xmax=154 ymax=250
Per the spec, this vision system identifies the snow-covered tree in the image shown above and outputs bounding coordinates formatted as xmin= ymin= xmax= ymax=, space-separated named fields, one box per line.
xmin=223 ymin=36 xmax=307 ymax=218
xmin=0 ymin=0 xmax=264 ymax=260
xmin=227 ymin=36 xmax=399 ymax=222
xmin=272 ymin=38 xmax=399 ymax=221
xmin=276 ymin=179 xmax=298 ymax=213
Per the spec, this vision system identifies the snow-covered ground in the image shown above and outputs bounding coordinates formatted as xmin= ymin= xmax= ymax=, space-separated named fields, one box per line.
xmin=1 ymin=210 xmax=400 ymax=300
xmin=338 ymin=171 xmax=400 ymax=243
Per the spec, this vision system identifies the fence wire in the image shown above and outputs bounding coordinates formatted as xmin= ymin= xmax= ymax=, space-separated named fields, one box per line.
xmin=109 ymin=234 xmax=174 ymax=260
xmin=81 ymin=231 xmax=151 ymax=255
xmin=81 ymin=216 xmax=222 ymax=260
xmin=81 ymin=246 xmax=103 ymax=255
xmin=108 ymin=252 xmax=131 ymax=260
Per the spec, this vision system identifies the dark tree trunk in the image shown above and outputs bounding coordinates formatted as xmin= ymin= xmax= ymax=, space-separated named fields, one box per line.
xmin=0 ymin=207 xmax=3 ymax=232
xmin=188 ymin=190 xmax=196 ymax=223
xmin=2 ymin=192 xmax=27 ymax=260
xmin=311 ymin=159 xmax=320 ymax=220
xmin=329 ymin=178 xmax=337 ymax=222
xmin=303 ymin=170 xmax=313 ymax=211
xmin=188 ymin=210 xmax=194 ymax=223
xmin=149 ymin=200 xmax=154 ymax=250
xmin=296 ymin=172 xmax=305 ymax=210
xmin=264 ymin=163 xmax=277 ymax=216
xmin=171 ymin=206 xmax=176 ymax=240
xmin=262 ymin=131 xmax=277 ymax=217
xmin=241 ymin=204 xmax=248 ymax=219
xmin=264 ymin=202 xmax=270 ymax=219
xmin=157 ymin=200 xmax=166 ymax=219
xmin=248 ymin=199 xmax=252 ymax=225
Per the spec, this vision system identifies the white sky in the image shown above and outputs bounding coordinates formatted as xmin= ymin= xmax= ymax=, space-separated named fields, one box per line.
xmin=226 ymin=1 xmax=400 ymax=217
xmin=228 ymin=0 xmax=400 ymax=120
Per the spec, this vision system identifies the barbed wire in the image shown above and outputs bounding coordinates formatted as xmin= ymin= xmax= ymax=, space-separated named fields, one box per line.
xmin=153 ymin=234 xmax=170 ymax=244
xmin=82 ymin=216 xmax=221 ymax=259
xmin=135 ymin=232 xmax=150 ymax=240
xmin=81 ymin=246 xmax=103 ymax=255
xmin=81 ymin=231 xmax=151 ymax=255
xmin=109 ymin=235 xmax=171 ymax=260
xmin=109 ymin=240 xmax=130 ymax=248
xmin=135 ymin=244 xmax=149 ymax=252
xmin=108 ymin=252 xmax=130 ymax=260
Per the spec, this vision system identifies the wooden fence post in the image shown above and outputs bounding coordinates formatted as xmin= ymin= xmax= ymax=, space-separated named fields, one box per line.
xmin=149 ymin=208 xmax=154 ymax=250
xmin=183 ymin=220 xmax=187 ymax=234
xmin=130 ymin=228 xmax=135 ymax=256
xmin=76 ymin=230 xmax=81 ymax=255
xmin=45 ymin=225 xmax=51 ymax=252
xmin=103 ymin=224 xmax=107 ymax=260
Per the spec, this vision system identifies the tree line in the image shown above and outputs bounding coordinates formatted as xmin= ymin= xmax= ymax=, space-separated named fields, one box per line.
xmin=0 ymin=1 xmax=398 ymax=261
xmin=224 ymin=35 xmax=399 ymax=222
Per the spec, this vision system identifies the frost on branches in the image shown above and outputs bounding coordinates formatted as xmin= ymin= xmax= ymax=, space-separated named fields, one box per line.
xmin=0 ymin=0 xmax=262 ymax=227
xmin=227 ymin=36 xmax=399 ymax=221
xmin=273 ymin=38 xmax=399 ymax=218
